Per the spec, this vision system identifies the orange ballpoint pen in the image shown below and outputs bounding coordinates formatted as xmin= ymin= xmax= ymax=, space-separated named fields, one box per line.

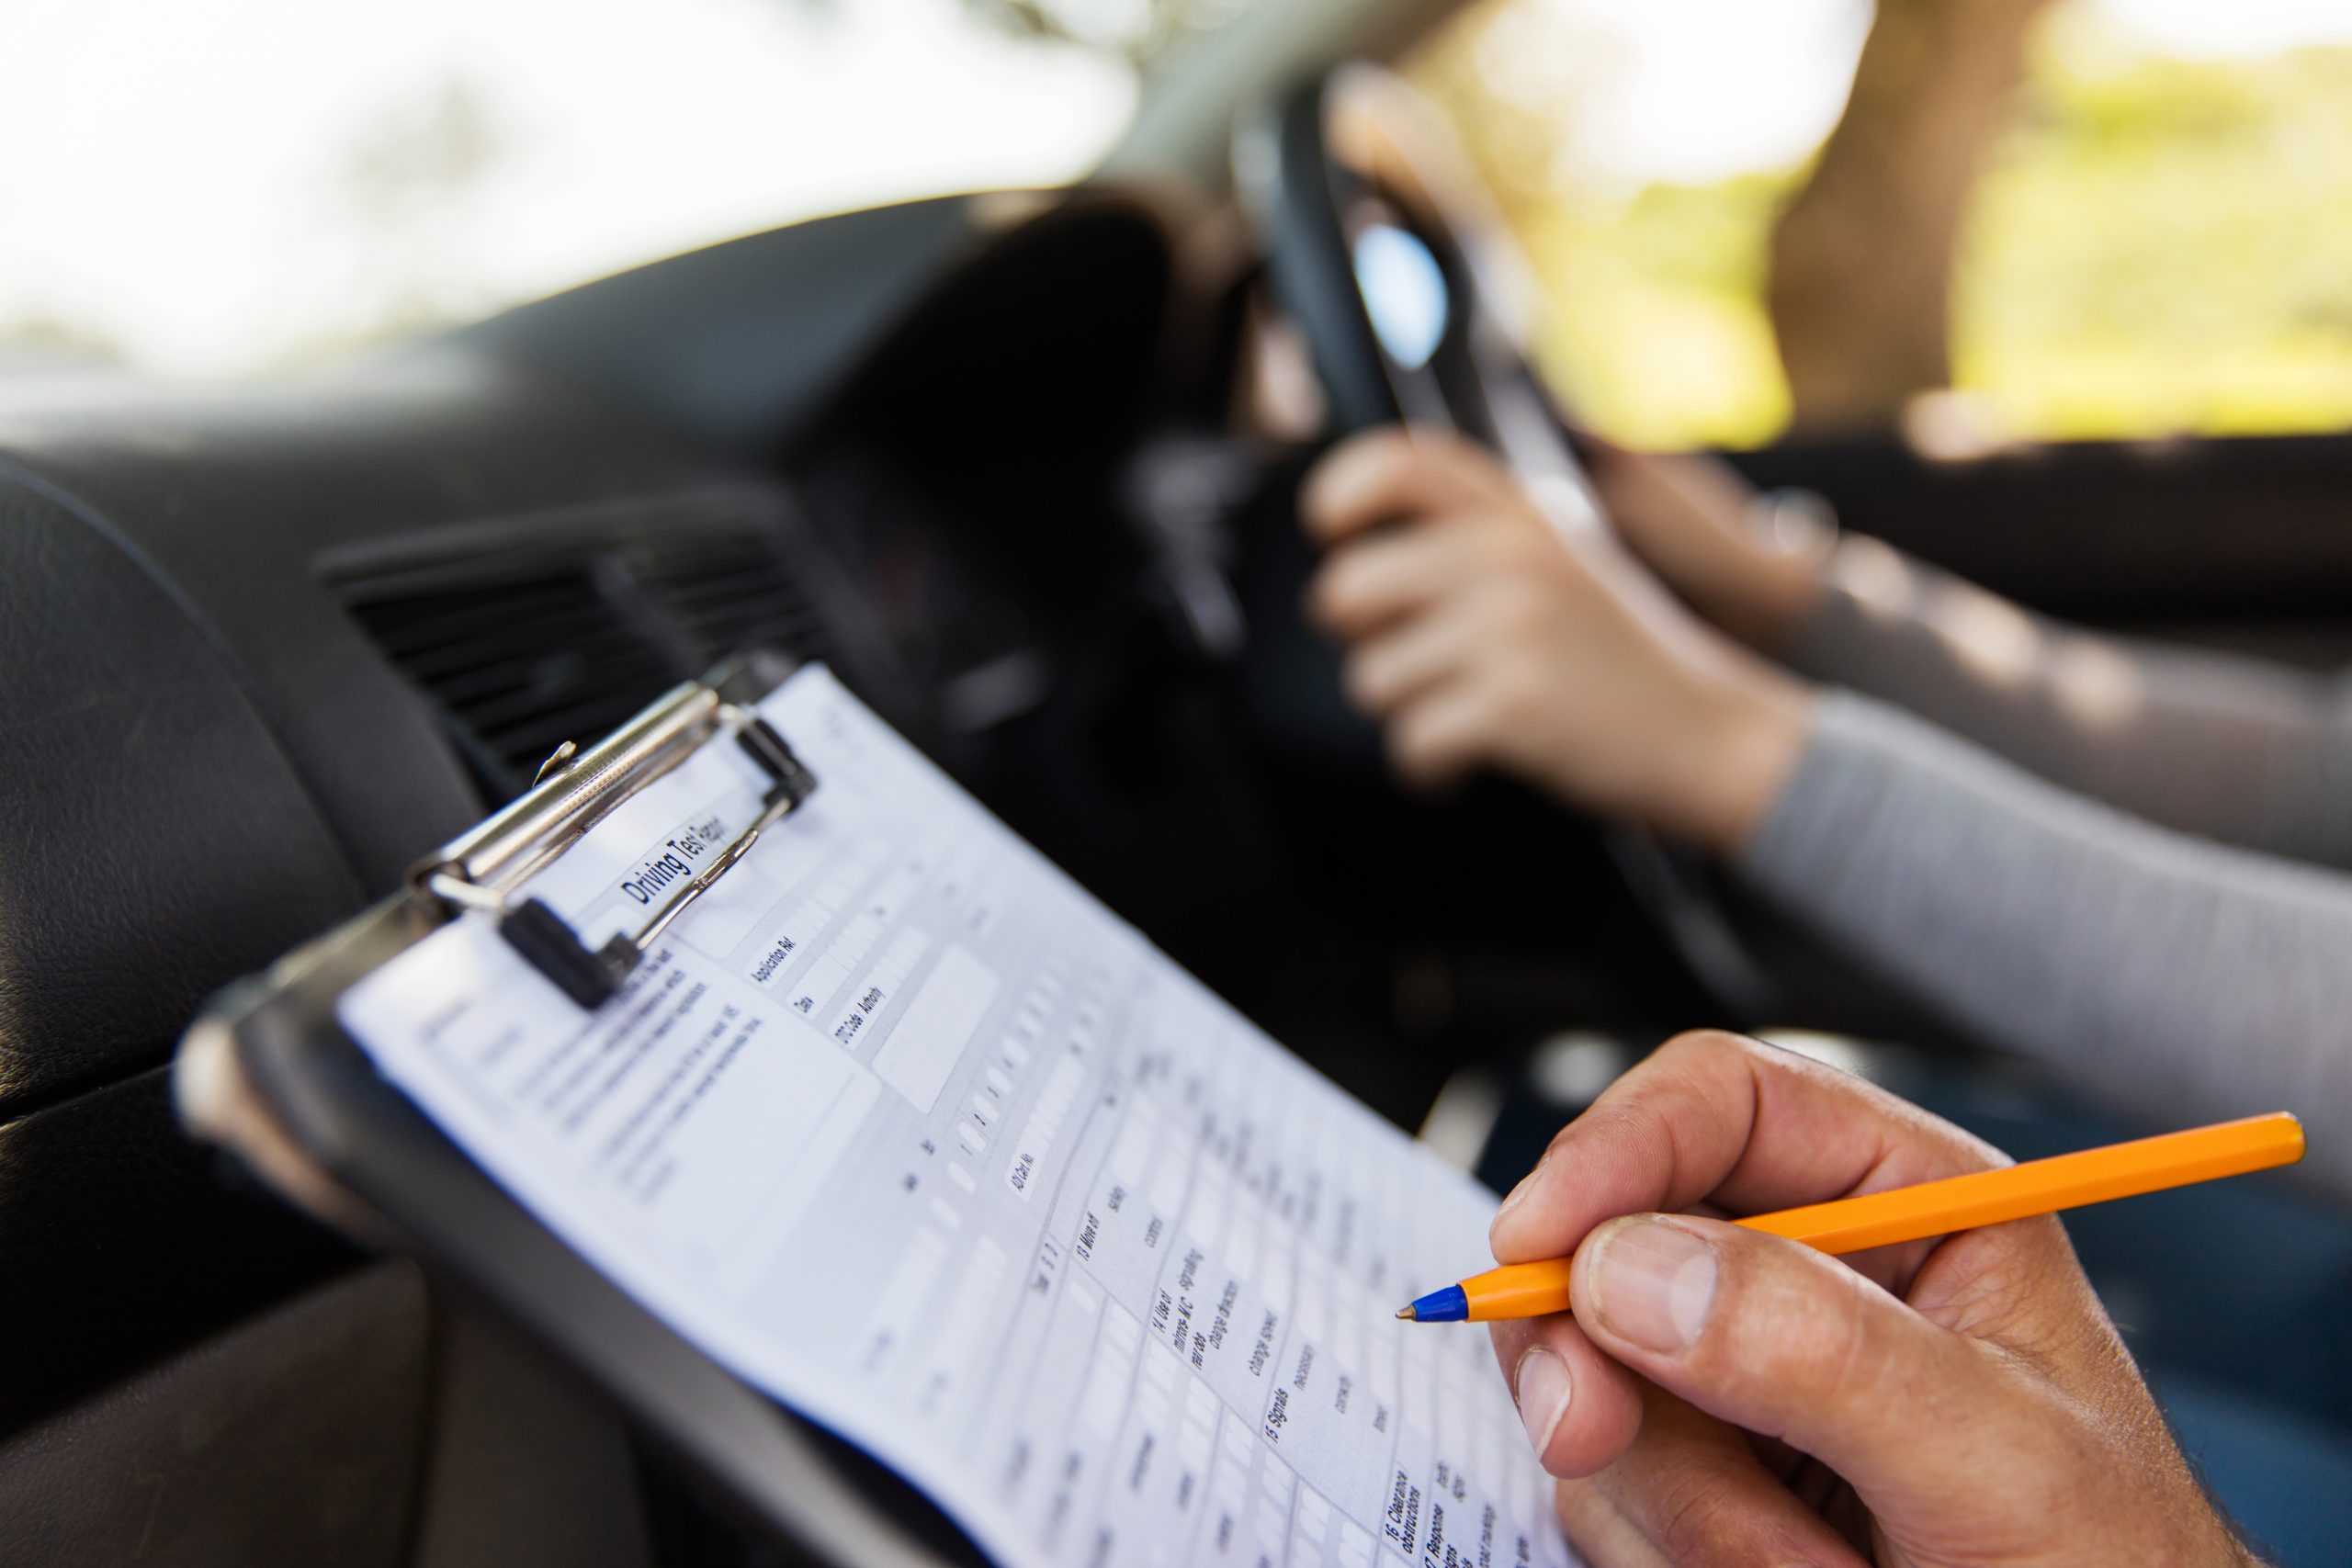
xmin=1397 ymin=1111 xmax=2305 ymax=1324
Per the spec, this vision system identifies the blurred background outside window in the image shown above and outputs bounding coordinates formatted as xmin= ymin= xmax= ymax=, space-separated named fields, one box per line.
xmin=0 ymin=0 xmax=1161 ymax=380
xmin=6 ymin=0 xmax=2350 ymax=452
xmin=1412 ymin=0 xmax=2352 ymax=446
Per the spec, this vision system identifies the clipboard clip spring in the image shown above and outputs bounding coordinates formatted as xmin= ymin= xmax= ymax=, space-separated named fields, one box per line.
xmin=417 ymin=685 xmax=819 ymax=1011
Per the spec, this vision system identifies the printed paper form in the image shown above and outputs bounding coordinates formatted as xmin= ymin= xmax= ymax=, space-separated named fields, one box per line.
xmin=340 ymin=666 xmax=1576 ymax=1568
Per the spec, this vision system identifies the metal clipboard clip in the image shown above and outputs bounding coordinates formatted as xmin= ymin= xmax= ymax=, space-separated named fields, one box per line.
xmin=406 ymin=654 xmax=820 ymax=1010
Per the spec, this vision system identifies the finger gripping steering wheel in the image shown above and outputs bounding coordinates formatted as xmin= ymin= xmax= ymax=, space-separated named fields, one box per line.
xmin=1237 ymin=63 xmax=1781 ymax=1021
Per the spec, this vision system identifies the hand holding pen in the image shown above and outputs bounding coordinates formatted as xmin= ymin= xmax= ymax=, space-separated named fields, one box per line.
xmin=1443 ymin=1032 xmax=2273 ymax=1568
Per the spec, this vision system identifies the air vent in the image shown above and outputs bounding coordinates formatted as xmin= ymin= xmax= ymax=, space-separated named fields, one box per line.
xmin=342 ymin=502 xmax=840 ymax=801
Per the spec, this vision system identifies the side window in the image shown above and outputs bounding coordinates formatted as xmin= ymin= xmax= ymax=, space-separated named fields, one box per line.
xmin=1408 ymin=0 xmax=2352 ymax=448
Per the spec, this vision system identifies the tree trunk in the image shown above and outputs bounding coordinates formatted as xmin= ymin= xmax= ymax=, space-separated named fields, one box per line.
xmin=1770 ymin=0 xmax=2053 ymax=433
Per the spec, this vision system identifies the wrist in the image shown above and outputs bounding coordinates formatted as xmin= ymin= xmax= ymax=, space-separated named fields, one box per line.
xmin=1673 ymin=658 xmax=1815 ymax=854
xmin=1739 ymin=547 xmax=1832 ymax=654
xmin=1663 ymin=528 xmax=1831 ymax=657
xmin=1679 ymin=488 xmax=1835 ymax=654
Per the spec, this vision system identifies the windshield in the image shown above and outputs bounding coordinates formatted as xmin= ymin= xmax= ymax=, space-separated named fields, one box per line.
xmin=0 ymin=0 xmax=1223 ymax=380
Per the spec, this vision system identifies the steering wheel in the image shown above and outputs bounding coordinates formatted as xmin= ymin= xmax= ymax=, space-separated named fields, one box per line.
xmin=1234 ymin=63 xmax=1781 ymax=1021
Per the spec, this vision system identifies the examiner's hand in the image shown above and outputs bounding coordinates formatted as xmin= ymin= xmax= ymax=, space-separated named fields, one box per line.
xmin=1300 ymin=428 xmax=1811 ymax=852
xmin=1571 ymin=435 xmax=1833 ymax=654
xmin=1486 ymin=1031 xmax=2256 ymax=1568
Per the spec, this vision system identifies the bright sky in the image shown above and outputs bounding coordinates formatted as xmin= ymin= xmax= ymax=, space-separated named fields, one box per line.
xmin=3 ymin=0 xmax=2346 ymax=377
xmin=0 ymin=0 xmax=1134 ymax=374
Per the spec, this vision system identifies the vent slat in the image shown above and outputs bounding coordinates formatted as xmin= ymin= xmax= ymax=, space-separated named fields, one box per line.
xmin=351 ymin=581 xmax=607 ymax=654
xmin=390 ymin=620 xmax=657 ymax=687
xmin=456 ymin=651 xmax=679 ymax=732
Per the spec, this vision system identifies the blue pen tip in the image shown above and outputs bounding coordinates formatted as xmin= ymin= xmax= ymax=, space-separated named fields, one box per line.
xmin=1400 ymin=1284 xmax=1468 ymax=1324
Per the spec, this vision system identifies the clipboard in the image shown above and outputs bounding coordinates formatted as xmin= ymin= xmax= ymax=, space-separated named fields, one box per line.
xmin=175 ymin=649 xmax=982 ymax=1568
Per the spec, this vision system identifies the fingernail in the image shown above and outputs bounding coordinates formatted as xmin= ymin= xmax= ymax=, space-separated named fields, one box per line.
xmin=1585 ymin=1216 xmax=1716 ymax=1354
xmin=1513 ymin=1348 xmax=1571 ymax=1460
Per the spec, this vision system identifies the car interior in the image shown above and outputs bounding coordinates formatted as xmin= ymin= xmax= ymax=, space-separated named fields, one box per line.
xmin=4 ymin=1 xmax=2350 ymax=1563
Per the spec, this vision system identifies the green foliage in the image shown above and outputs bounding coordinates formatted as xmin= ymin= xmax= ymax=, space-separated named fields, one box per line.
xmin=1413 ymin=10 xmax=2352 ymax=447
xmin=1960 ymin=44 xmax=2352 ymax=437
xmin=1505 ymin=182 xmax=1797 ymax=448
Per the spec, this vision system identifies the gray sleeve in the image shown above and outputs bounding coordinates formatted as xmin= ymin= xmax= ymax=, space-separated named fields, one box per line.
xmin=1791 ymin=548 xmax=2352 ymax=869
xmin=1739 ymin=691 xmax=2352 ymax=1203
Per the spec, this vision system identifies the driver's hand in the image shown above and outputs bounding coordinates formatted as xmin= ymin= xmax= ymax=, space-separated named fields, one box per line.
xmin=1301 ymin=427 xmax=1812 ymax=852
xmin=1490 ymin=1031 xmax=2256 ymax=1568
xmin=1573 ymin=433 xmax=1832 ymax=654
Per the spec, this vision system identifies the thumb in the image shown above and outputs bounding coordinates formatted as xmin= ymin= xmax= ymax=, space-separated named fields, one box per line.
xmin=1570 ymin=1213 xmax=2041 ymax=1514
